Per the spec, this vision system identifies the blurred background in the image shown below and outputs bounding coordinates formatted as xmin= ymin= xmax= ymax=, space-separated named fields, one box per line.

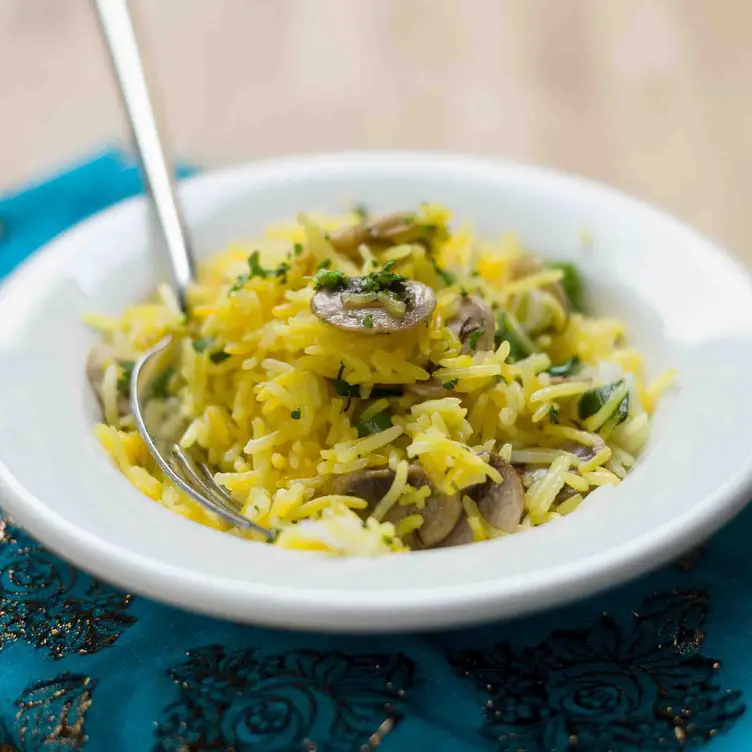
xmin=1 ymin=0 xmax=749 ymax=259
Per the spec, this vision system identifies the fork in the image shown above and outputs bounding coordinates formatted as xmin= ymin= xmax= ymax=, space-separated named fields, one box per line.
xmin=94 ymin=0 xmax=272 ymax=539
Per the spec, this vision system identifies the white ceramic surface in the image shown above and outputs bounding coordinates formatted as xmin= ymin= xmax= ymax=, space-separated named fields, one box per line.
xmin=1 ymin=152 xmax=751 ymax=632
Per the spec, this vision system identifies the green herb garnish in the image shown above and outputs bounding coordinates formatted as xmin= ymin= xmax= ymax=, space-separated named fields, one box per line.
xmin=293 ymin=243 xmax=304 ymax=256
xmin=355 ymin=410 xmax=393 ymax=437
xmin=116 ymin=361 xmax=135 ymax=396
xmin=430 ymin=257 xmax=455 ymax=286
xmin=291 ymin=409 xmax=301 ymax=420
xmin=494 ymin=311 xmax=536 ymax=362
xmin=443 ymin=378 xmax=459 ymax=391
xmin=192 ymin=338 xmax=213 ymax=354
xmin=460 ymin=287 xmax=469 ymax=298
xmin=548 ymin=405 xmax=560 ymax=424
xmin=544 ymin=261 xmax=583 ymax=311
xmin=362 ymin=314 xmax=374 ymax=329
xmin=229 ymin=274 xmax=249 ymax=294
xmin=209 ymin=351 xmax=231 ymax=364
xmin=468 ymin=327 xmax=485 ymax=351
xmin=248 ymin=251 xmax=269 ymax=279
xmin=578 ymin=381 xmax=629 ymax=424
xmin=548 ymin=355 xmax=581 ymax=378
xmin=332 ymin=379 xmax=360 ymax=397
xmin=317 ymin=258 xmax=332 ymax=270
xmin=359 ymin=261 xmax=407 ymax=295
xmin=230 ymin=251 xmax=289 ymax=292
xmin=312 ymin=268 xmax=348 ymax=291
xmin=275 ymin=261 xmax=291 ymax=283
xmin=150 ymin=365 xmax=175 ymax=399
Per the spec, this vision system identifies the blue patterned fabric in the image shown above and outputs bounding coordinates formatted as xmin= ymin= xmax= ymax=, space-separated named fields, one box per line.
xmin=0 ymin=150 xmax=749 ymax=751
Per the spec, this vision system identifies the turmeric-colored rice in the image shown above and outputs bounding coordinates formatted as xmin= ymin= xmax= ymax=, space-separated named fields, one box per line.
xmin=86 ymin=204 xmax=674 ymax=555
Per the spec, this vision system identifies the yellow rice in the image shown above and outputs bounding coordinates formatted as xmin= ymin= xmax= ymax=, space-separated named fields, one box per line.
xmin=87 ymin=203 xmax=674 ymax=555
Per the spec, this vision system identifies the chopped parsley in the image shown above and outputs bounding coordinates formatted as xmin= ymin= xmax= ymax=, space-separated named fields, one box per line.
xmin=578 ymin=381 xmax=629 ymax=424
xmin=332 ymin=379 xmax=360 ymax=397
xmin=359 ymin=261 xmax=407 ymax=295
xmin=355 ymin=410 xmax=393 ymax=437
xmin=248 ymin=251 xmax=268 ymax=278
xmin=191 ymin=338 xmax=213 ymax=353
xmin=494 ymin=310 xmax=536 ymax=362
xmin=290 ymin=409 xmax=301 ymax=420
xmin=275 ymin=261 xmax=291 ymax=283
xmin=460 ymin=287 xmax=469 ymax=298
xmin=116 ymin=360 xmax=135 ymax=396
xmin=443 ymin=378 xmax=459 ymax=391
xmin=150 ymin=365 xmax=175 ymax=399
xmin=544 ymin=261 xmax=583 ymax=311
xmin=548 ymin=405 xmax=560 ymax=424
xmin=468 ymin=327 xmax=485 ymax=351
xmin=430 ymin=257 xmax=455 ymax=286
xmin=352 ymin=203 xmax=369 ymax=221
xmin=312 ymin=267 xmax=347 ymax=291
xmin=209 ymin=351 xmax=231 ymax=364
xmin=362 ymin=313 xmax=374 ymax=329
xmin=317 ymin=258 xmax=332 ymax=270
xmin=293 ymin=242 xmax=304 ymax=256
xmin=193 ymin=338 xmax=232 ymax=364
xmin=230 ymin=251 xmax=292 ymax=293
xmin=229 ymin=274 xmax=249 ymax=294
xmin=548 ymin=355 xmax=582 ymax=378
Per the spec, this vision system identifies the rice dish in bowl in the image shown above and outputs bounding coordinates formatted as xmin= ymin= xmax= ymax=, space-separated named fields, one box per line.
xmin=86 ymin=203 xmax=674 ymax=555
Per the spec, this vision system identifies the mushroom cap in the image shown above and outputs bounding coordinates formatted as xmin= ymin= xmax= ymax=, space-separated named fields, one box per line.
xmin=433 ymin=515 xmax=475 ymax=548
xmin=328 ymin=212 xmax=431 ymax=257
xmin=469 ymin=455 xmax=525 ymax=532
xmin=330 ymin=465 xmax=462 ymax=549
xmin=447 ymin=295 xmax=496 ymax=353
xmin=311 ymin=279 xmax=436 ymax=334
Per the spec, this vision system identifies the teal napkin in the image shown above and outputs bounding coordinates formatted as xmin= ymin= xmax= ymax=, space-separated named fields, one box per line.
xmin=0 ymin=150 xmax=748 ymax=752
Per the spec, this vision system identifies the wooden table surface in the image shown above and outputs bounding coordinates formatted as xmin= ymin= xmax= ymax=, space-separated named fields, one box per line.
xmin=1 ymin=0 xmax=750 ymax=262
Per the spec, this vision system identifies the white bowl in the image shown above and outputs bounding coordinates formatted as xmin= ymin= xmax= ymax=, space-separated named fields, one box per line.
xmin=1 ymin=152 xmax=751 ymax=632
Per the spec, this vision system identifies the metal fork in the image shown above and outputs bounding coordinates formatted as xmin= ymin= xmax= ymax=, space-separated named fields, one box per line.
xmin=94 ymin=0 xmax=272 ymax=538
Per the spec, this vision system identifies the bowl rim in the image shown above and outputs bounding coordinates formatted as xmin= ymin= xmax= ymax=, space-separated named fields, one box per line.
xmin=1 ymin=149 xmax=751 ymax=632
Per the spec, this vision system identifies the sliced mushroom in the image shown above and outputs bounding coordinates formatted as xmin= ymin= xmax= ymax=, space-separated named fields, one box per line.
xmin=468 ymin=455 xmax=524 ymax=532
xmin=447 ymin=295 xmax=495 ymax=354
xmin=311 ymin=279 xmax=436 ymax=334
xmin=330 ymin=465 xmax=462 ymax=549
xmin=328 ymin=212 xmax=434 ymax=257
xmin=433 ymin=515 xmax=474 ymax=548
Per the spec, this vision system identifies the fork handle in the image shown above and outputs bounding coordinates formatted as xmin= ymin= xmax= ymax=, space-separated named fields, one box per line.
xmin=93 ymin=0 xmax=195 ymax=312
